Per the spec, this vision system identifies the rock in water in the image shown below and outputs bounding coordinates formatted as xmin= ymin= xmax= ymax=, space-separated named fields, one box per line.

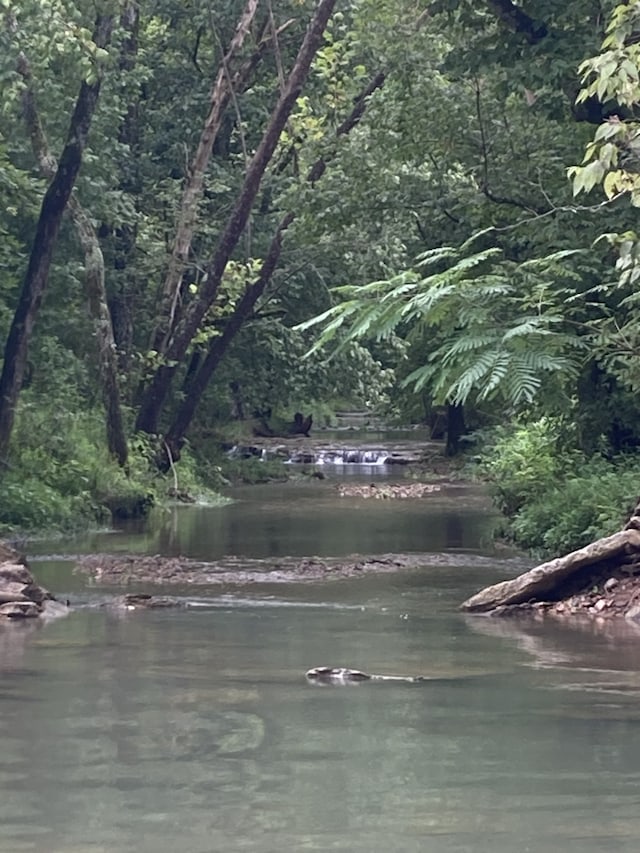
xmin=0 ymin=541 xmax=68 ymax=621
xmin=305 ymin=666 xmax=428 ymax=684
xmin=306 ymin=666 xmax=372 ymax=683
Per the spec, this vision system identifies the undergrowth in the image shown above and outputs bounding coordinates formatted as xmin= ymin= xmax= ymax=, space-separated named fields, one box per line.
xmin=0 ymin=404 xmax=227 ymax=535
xmin=477 ymin=418 xmax=640 ymax=555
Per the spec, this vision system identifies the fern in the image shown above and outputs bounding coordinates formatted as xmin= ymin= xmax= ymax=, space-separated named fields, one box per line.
xmin=297 ymin=229 xmax=589 ymax=411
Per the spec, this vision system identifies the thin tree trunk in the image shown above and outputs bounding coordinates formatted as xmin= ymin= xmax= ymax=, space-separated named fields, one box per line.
xmin=150 ymin=0 xmax=261 ymax=355
xmin=17 ymin=54 xmax=128 ymax=467
xmin=135 ymin=0 xmax=337 ymax=437
xmin=162 ymin=213 xmax=294 ymax=462
xmin=0 ymin=14 xmax=114 ymax=466
xmin=111 ymin=0 xmax=141 ymax=379
xmin=75 ymin=213 xmax=129 ymax=466
xmin=161 ymin=72 xmax=387 ymax=458
xmin=445 ymin=403 xmax=466 ymax=456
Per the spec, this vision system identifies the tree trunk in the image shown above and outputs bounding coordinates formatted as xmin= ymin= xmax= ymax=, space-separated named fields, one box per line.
xmin=134 ymin=0 xmax=337 ymax=437
xmin=0 ymin=14 xmax=114 ymax=466
xmin=76 ymin=214 xmax=129 ymax=467
xmin=150 ymin=0 xmax=261 ymax=355
xmin=158 ymin=70 xmax=387 ymax=456
xmin=161 ymin=214 xmax=294 ymax=464
xmin=485 ymin=0 xmax=548 ymax=44
xmin=445 ymin=403 xmax=466 ymax=456
xmin=17 ymin=53 xmax=128 ymax=467
xmin=111 ymin=0 xmax=142 ymax=380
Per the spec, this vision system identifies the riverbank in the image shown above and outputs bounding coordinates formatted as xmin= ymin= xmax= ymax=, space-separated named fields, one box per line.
xmin=462 ymin=528 xmax=640 ymax=624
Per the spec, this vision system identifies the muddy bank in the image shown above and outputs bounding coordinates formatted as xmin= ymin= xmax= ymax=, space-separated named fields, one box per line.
xmin=75 ymin=551 xmax=505 ymax=586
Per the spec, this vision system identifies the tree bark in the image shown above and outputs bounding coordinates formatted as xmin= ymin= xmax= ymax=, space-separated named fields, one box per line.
xmin=0 ymin=14 xmax=114 ymax=466
xmin=150 ymin=0 xmax=261 ymax=356
xmin=110 ymin=0 xmax=142 ymax=378
xmin=17 ymin=54 xmax=128 ymax=467
xmin=135 ymin=0 xmax=337 ymax=437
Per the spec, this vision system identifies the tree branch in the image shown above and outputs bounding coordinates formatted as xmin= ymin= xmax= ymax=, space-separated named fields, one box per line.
xmin=150 ymin=0 xmax=260 ymax=356
xmin=161 ymin=69 xmax=387 ymax=456
xmin=136 ymin=0 xmax=338 ymax=436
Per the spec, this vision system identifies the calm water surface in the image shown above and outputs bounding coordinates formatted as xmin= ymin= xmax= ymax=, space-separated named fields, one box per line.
xmin=2 ymin=476 xmax=640 ymax=852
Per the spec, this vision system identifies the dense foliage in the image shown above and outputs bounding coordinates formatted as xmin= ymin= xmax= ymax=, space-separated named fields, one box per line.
xmin=2 ymin=0 xmax=640 ymax=543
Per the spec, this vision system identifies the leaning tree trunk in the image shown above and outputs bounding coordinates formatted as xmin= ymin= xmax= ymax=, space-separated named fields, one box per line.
xmin=110 ymin=0 xmax=142 ymax=380
xmin=134 ymin=0 xmax=337 ymax=437
xmin=0 ymin=14 xmax=114 ymax=466
xmin=461 ymin=491 xmax=640 ymax=615
xmin=160 ymin=72 xmax=387 ymax=461
xmin=150 ymin=0 xmax=261 ymax=356
xmin=162 ymin=214 xmax=294 ymax=463
xmin=17 ymin=53 xmax=128 ymax=467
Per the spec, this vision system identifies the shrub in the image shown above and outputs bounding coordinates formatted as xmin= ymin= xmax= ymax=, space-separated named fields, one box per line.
xmin=477 ymin=418 xmax=582 ymax=517
xmin=511 ymin=459 xmax=640 ymax=554
xmin=0 ymin=402 xmax=227 ymax=533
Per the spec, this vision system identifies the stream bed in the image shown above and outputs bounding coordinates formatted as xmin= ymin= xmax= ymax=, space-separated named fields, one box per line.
xmin=2 ymin=475 xmax=640 ymax=852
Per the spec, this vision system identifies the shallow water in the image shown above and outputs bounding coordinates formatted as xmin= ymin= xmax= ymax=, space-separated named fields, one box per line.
xmin=3 ymin=475 xmax=640 ymax=852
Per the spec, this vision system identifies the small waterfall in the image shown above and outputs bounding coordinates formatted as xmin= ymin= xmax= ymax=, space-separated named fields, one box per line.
xmin=227 ymin=441 xmax=427 ymax=466
xmin=316 ymin=449 xmax=389 ymax=466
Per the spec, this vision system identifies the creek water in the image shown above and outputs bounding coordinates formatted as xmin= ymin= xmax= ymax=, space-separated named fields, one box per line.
xmin=2 ymin=475 xmax=640 ymax=852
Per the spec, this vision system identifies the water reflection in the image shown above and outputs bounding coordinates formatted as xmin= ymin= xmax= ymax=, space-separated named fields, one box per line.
xmin=4 ymin=475 xmax=640 ymax=851
xmin=1 ymin=599 xmax=640 ymax=852
xmin=30 ymin=480 xmax=497 ymax=562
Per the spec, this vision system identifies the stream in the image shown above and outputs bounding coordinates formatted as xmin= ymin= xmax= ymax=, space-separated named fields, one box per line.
xmin=2 ymin=466 xmax=640 ymax=852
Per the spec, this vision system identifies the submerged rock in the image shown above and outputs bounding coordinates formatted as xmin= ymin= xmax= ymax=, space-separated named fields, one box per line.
xmin=115 ymin=593 xmax=185 ymax=610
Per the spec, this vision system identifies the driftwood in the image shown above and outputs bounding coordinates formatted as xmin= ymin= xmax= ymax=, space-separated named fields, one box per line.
xmin=461 ymin=529 xmax=640 ymax=613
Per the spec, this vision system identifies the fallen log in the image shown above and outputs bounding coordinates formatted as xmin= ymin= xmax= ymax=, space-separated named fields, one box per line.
xmin=461 ymin=529 xmax=640 ymax=613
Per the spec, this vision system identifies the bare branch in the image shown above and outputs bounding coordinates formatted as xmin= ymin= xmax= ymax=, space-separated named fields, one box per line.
xmin=151 ymin=0 xmax=260 ymax=355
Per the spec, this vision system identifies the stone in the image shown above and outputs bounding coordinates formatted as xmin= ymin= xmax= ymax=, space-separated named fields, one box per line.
xmin=0 ymin=582 xmax=33 ymax=605
xmin=0 ymin=564 xmax=33 ymax=585
xmin=0 ymin=543 xmax=25 ymax=564
xmin=0 ymin=601 xmax=40 ymax=619
xmin=604 ymin=577 xmax=619 ymax=592
xmin=0 ymin=541 xmax=67 ymax=623
xmin=625 ymin=605 xmax=640 ymax=624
